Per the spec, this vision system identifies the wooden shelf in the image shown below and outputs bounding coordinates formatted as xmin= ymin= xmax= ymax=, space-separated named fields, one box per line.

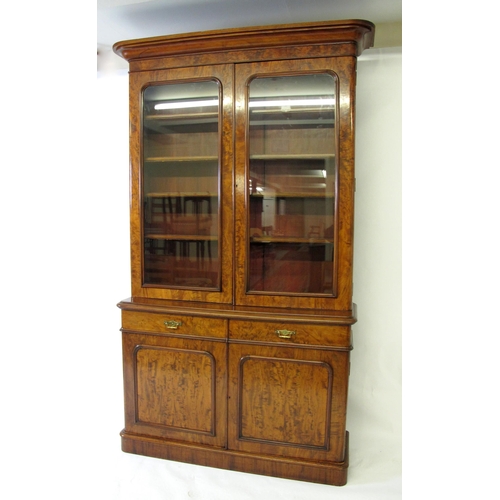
xmin=250 ymin=236 xmax=332 ymax=244
xmin=146 ymin=234 xmax=218 ymax=241
xmin=145 ymin=153 xmax=332 ymax=164
xmin=250 ymin=192 xmax=334 ymax=198
xmin=250 ymin=154 xmax=334 ymax=160
xmin=145 ymin=156 xmax=218 ymax=163
xmin=146 ymin=192 xmax=218 ymax=198
xmin=250 ymin=119 xmax=334 ymax=127
xmin=145 ymin=111 xmax=218 ymax=121
xmin=250 ymin=106 xmax=334 ymax=114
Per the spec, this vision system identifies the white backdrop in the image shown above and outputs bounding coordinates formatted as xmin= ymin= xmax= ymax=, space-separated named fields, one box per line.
xmin=99 ymin=46 xmax=402 ymax=499
xmin=2 ymin=46 xmax=401 ymax=500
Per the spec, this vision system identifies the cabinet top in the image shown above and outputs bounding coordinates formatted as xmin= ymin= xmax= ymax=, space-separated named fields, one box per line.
xmin=113 ymin=19 xmax=375 ymax=62
xmin=117 ymin=298 xmax=357 ymax=326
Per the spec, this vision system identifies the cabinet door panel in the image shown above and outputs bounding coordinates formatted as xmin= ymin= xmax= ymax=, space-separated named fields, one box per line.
xmin=129 ymin=64 xmax=234 ymax=303
xmin=239 ymin=355 xmax=331 ymax=448
xmin=235 ymin=57 xmax=356 ymax=311
xmin=122 ymin=332 xmax=227 ymax=447
xmin=228 ymin=343 xmax=349 ymax=461
xmin=135 ymin=347 xmax=214 ymax=433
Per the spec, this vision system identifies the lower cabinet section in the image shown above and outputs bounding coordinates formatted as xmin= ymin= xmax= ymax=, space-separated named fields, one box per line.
xmin=120 ymin=313 xmax=351 ymax=486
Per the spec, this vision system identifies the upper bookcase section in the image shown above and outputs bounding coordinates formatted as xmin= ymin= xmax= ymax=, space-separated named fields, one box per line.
xmin=113 ymin=19 xmax=375 ymax=67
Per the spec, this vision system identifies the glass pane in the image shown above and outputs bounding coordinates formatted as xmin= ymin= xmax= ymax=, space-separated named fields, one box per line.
xmin=142 ymin=80 xmax=220 ymax=289
xmin=247 ymin=74 xmax=336 ymax=295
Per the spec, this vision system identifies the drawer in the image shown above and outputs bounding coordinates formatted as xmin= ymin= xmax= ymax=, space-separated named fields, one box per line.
xmin=229 ymin=320 xmax=351 ymax=348
xmin=122 ymin=310 xmax=227 ymax=339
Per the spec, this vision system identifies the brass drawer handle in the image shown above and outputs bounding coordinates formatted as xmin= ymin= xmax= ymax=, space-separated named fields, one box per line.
xmin=275 ymin=329 xmax=296 ymax=339
xmin=164 ymin=320 xmax=182 ymax=330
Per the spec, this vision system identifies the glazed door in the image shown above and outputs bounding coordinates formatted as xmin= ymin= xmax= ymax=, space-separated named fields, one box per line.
xmin=228 ymin=342 xmax=349 ymax=462
xmin=129 ymin=65 xmax=234 ymax=303
xmin=235 ymin=58 xmax=357 ymax=310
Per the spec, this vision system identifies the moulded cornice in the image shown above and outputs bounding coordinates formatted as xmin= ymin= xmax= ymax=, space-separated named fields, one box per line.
xmin=113 ymin=19 xmax=375 ymax=61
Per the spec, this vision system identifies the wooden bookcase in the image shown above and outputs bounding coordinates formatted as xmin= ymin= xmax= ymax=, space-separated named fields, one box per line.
xmin=114 ymin=19 xmax=374 ymax=486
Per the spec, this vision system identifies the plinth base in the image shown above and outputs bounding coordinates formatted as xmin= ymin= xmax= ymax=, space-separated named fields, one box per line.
xmin=121 ymin=430 xmax=349 ymax=486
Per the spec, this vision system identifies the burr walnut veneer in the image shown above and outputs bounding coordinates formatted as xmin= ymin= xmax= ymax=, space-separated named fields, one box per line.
xmin=114 ymin=19 xmax=374 ymax=486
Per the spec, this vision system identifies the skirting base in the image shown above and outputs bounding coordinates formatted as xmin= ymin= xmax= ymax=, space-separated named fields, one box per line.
xmin=120 ymin=430 xmax=349 ymax=486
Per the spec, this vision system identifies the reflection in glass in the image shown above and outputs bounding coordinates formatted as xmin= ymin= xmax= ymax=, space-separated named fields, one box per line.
xmin=247 ymin=74 xmax=337 ymax=295
xmin=142 ymin=80 xmax=220 ymax=289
